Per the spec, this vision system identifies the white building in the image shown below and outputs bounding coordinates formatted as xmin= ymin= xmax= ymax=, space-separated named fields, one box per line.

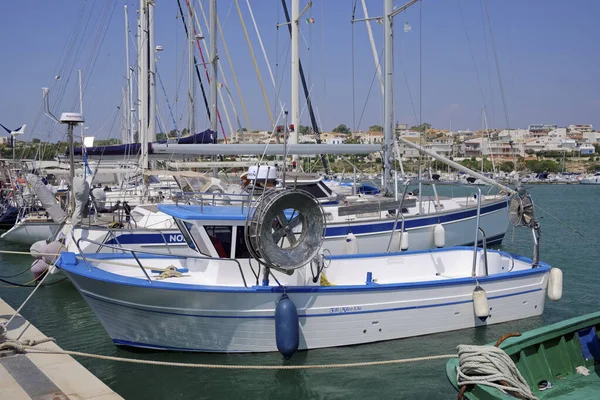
xmin=425 ymin=136 xmax=453 ymax=156
xmin=498 ymin=129 xmax=530 ymax=140
xmin=325 ymin=136 xmax=346 ymax=145
xmin=568 ymin=124 xmax=593 ymax=133
xmin=579 ymin=144 xmax=596 ymax=155
xmin=582 ymin=131 xmax=600 ymax=144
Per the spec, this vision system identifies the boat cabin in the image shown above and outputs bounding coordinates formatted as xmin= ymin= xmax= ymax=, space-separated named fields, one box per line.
xmin=159 ymin=204 xmax=262 ymax=260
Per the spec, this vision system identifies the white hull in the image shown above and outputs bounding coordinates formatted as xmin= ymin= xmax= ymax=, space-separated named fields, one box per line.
xmin=1 ymin=222 xmax=61 ymax=245
xmin=71 ymin=199 xmax=509 ymax=255
xmin=60 ymin=248 xmax=551 ymax=353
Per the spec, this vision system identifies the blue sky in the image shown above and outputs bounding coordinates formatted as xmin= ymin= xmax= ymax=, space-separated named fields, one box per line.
xmin=1 ymin=0 xmax=599 ymax=142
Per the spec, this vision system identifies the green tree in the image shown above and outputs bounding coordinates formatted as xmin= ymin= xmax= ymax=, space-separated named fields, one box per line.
xmin=299 ymin=125 xmax=311 ymax=134
xmin=409 ymin=122 xmax=431 ymax=132
xmin=332 ymin=124 xmax=351 ymax=135
xmin=369 ymin=125 xmax=383 ymax=132
xmin=499 ymin=161 xmax=514 ymax=173
xmin=32 ymin=138 xmax=41 ymax=144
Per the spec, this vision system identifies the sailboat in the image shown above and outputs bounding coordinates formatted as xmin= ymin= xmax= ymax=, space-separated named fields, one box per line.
xmin=60 ymin=0 xmax=511 ymax=257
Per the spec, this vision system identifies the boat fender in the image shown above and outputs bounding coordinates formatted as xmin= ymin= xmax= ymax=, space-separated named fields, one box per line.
xmin=30 ymin=259 xmax=50 ymax=281
xmin=42 ymin=240 xmax=66 ymax=265
xmin=275 ymin=294 xmax=299 ymax=359
xmin=30 ymin=240 xmax=48 ymax=260
xmin=344 ymin=233 xmax=359 ymax=254
xmin=472 ymin=286 xmax=489 ymax=322
xmin=400 ymin=230 xmax=409 ymax=251
xmin=433 ymin=224 xmax=445 ymax=248
xmin=547 ymin=268 xmax=563 ymax=301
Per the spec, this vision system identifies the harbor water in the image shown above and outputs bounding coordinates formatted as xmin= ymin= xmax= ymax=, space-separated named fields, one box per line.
xmin=0 ymin=185 xmax=598 ymax=399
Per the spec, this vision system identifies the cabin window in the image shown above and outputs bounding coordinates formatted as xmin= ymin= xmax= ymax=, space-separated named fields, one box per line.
xmin=234 ymin=227 xmax=251 ymax=258
xmin=174 ymin=219 xmax=197 ymax=250
xmin=302 ymin=183 xmax=329 ymax=199
xmin=204 ymin=225 xmax=233 ymax=258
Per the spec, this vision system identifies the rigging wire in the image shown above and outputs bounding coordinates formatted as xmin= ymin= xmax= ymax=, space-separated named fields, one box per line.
xmin=457 ymin=0 xmax=488 ymax=110
xmin=351 ymin=0 xmax=357 ymax=133
xmin=482 ymin=0 xmax=511 ymax=129
xmin=356 ymin=49 xmax=385 ymax=132
xmin=479 ymin=0 xmax=496 ymax=129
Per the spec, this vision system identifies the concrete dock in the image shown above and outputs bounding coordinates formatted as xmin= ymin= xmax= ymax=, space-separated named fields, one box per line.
xmin=0 ymin=298 xmax=123 ymax=400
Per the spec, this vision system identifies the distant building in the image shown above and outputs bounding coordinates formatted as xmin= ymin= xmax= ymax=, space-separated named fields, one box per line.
xmin=363 ymin=131 xmax=384 ymax=144
xmin=568 ymin=124 xmax=593 ymax=133
xmin=579 ymin=144 xmax=596 ymax=155
xmin=325 ymin=135 xmax=346 ymax=145
xmin=528 ymin=124 xmax=557 ymax=134
xmin=0 ymin=137 xmax=9 ymax=145
xmin=498 ymin=129 xmax=530 ymax=140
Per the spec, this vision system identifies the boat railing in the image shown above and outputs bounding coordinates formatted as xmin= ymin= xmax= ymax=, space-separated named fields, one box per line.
xmin=71 ymin=232 xmax=249 ymax=288
xmin=174 ymin=191 xmax=254 ymax=214
xmin=475 ymin=227 xmax=489 ymax=277
xmin=411 ymin=180 xmax=485 ymax=277
xmin=386 ymin=181 xmax=410 ymax=252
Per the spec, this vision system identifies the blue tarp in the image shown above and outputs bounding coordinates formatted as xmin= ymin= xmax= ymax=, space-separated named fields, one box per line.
xmin=70 ymin=129 xmax=215 ymax=156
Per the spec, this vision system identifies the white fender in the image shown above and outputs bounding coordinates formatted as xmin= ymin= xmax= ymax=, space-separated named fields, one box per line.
xmin=434 ymin=223 xmax=445 ymax=248
xmin=547 ymin=268 xmax=563 ymax=301
xmin=31 ymin=259 xmax=50 ymax=280
xmin=42 ymin=240 xmax=66 ymax=265
xmin=400 ymin=230 xmax=409 ymax=251
xmin=30 ymin=240 xmax=48 ymax=260
xmin=344 ymin=233 xmax=359 ymax=254
xmin=473 ymin=286 xmax=489 ymax=322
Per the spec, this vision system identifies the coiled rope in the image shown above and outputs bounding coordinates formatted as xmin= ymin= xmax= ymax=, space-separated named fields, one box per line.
xmin=456 ymin=344 xmax=537 ymax=400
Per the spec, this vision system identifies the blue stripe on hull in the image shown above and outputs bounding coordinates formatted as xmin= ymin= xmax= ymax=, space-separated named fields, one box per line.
xmin=83 ymin=287 xmax=542 ymax=320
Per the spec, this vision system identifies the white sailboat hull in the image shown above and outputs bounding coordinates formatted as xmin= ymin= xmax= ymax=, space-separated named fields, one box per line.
xmin=1 ymin=222 xmax=61 ymax=245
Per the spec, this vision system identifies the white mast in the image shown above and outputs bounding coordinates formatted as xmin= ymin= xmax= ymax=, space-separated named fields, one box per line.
xmin=148 ymin=0 xmax=156 ymax=144
xmin=124 ymin=5 xmax=131 ymax=144
xmin=78 ymin=70 xmax=85 ymax=142
xmin=209 ymin=0 xmax=218 ymax=137
xmin=290 ymin=0 xmax=300 ymax=145
xmin=139 ymin=0 xmax=149 ymax=170
xmin=383 ymin=0 xmax=394 ymax=193
xmin=188 ymin=2 xmax=196 ymax=137
xmin=209 ymin=0 xmax=218 ymax=176
xmin=361 ymin=0 xmax=384 ymax=96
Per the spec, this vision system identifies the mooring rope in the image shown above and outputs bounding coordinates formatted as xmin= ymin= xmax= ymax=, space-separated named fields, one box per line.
xmin=0 ymin=338 xmax=454 ymax=369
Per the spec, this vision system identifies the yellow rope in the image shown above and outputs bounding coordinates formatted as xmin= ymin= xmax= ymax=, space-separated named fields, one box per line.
xmin=320 ymin=273 xmax=334 ymax=286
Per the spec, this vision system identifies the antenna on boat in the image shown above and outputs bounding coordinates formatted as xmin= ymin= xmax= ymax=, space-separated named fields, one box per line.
xmin=42 ymin=87 xmax=84 ymax=213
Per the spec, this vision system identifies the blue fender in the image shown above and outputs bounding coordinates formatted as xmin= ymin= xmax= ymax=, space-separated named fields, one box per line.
xmin=275 ymin=294 xmax=299 ymax=359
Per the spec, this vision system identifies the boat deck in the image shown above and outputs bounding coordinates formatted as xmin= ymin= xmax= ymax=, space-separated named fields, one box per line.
xmin=0 ymin=298 xmax=123 ymax=400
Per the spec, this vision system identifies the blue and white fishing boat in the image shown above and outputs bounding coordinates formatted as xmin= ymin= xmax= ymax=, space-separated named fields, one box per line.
xmin=57 ymin=188 xmax=561 ymax=356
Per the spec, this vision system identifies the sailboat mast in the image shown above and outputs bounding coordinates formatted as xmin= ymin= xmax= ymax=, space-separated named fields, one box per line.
xmin=148 ymin=0 xmax=156 ymax=144
xmin=383 ymin=0 xmax=394 ymax=193
xmin=290 ymin=0 xmax=299 ymax=146
xmin=187 ymin=2 xmax=196 ymax=137
xmin=139 ymin=0 xmax=149 ymax=171
xmin=124 ymin=5 xmax=132 ymax=144
xmin=209 ymin=0 xmax=218 ymax=139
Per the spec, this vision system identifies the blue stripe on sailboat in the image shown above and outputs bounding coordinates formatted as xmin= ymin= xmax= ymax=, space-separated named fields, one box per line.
xmin=105 ymin=200 xmax=508 ymax=245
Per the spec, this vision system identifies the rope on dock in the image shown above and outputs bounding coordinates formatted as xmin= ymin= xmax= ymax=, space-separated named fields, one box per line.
xmin=0 ymin=340 xmax=454 ymax=369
